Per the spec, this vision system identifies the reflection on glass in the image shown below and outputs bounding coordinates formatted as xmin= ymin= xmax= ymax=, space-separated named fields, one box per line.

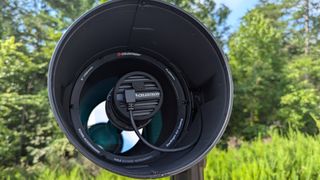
xmin=87 ymin=101 xmax=142 ymax=153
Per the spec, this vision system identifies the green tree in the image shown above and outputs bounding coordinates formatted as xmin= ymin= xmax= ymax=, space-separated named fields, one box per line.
xmin=263 ymin=0 xmax=320 ymax=55
xmin=282 ymin=0 xmax=320 ymax=55
xmin=228 ymin=9 xmax=286 ymax=139
xmin=44 ymin=0 xmax=97 ymax=20
xmin=279 ymin=56 xmax=320 ymax=134
xmin=0 ymin=37 xmax=55 ymax=167
xmin=0 ymin=0 xmax=230 ymax=176
xmin=228 ymin=0 xmax=320 ymax=138
xmin=0 ymin=0 xmax=98 ymax=172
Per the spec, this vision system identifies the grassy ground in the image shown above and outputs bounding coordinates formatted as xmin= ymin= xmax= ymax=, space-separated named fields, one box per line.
xmin=205 ymin=130 xmax=320 ymax=179
xmin=3 ymin=130 xmax=320 ymax=180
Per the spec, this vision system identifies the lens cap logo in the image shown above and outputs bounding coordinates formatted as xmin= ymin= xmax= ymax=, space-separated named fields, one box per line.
xmin=135 ymin=92 xmax=160 ymax=98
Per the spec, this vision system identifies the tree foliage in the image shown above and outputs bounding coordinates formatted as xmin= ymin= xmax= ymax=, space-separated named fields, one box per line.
xmin=228 ymin=10 xmax=286 ymax=138
xmin=0 ymin=0 xmax=230 ymax=175
xmin=0 ymin=0 xmax=320 ymax=178
xmin=279 ymin=56 xmax=320 ymax=134
xmin=228 ymin=0 xmax=320 ymax=138
xmin=0 ymin=37 xmax=55 ymax=167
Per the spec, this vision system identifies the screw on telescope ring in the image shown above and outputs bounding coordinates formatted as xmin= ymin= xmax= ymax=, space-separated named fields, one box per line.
xmin=69 ymin=51 xmax=193 ymax=164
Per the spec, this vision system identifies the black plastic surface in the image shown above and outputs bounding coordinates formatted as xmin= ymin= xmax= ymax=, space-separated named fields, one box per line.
xmin=48 ymin=0 xmax=233 ymax=178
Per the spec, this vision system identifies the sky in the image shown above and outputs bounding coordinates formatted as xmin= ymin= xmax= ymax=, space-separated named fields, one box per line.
xmin=215 ymin=0 xmax=259 ymax=31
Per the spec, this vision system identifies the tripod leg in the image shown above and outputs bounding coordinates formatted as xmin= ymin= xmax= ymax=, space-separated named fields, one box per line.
xmin=170 ymin=159 xmax=206 ymax=180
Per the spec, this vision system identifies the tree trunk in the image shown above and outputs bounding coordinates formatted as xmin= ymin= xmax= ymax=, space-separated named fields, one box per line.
xmin=304 ymin=0 xmax=310 ymax=55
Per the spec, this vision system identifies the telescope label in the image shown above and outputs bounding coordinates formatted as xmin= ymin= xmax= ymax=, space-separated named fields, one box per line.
xmin=135 ymin=91 xmax=160 ymax=98
xmin=77 ymin=128 xmax=100 ymax=154
xmin=166 ymin=118 xmax=184 ymax=147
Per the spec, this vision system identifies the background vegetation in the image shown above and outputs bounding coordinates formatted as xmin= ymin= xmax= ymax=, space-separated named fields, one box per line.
xmin=0 ymin=0 xmax=319 ymax=179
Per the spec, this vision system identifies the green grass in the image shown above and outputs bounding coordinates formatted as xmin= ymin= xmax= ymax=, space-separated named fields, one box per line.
xmin=205 ymin=130 xmax=320 ymax=180
xmin=2 ymin=130 xmax=320 ymax=180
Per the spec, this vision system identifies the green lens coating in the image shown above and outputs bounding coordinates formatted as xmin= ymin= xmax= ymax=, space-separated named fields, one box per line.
xmin=88 ymin=123 xmax=122 ymax=153
xmin=80 ymin=77 xmax=163 ymax=154
xmin=144 ymin=112 xmax=162 ymax=144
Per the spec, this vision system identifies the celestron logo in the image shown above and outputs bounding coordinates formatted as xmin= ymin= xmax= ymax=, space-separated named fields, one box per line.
xmin=117 ymin=52 xmax=141 ymax=57
xmin=135 ymin=92 xmax=160 ymax=98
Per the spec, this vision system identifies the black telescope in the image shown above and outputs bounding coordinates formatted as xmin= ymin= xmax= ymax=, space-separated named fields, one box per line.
xmin=48 ymin=0 xmax=233 ymax=178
